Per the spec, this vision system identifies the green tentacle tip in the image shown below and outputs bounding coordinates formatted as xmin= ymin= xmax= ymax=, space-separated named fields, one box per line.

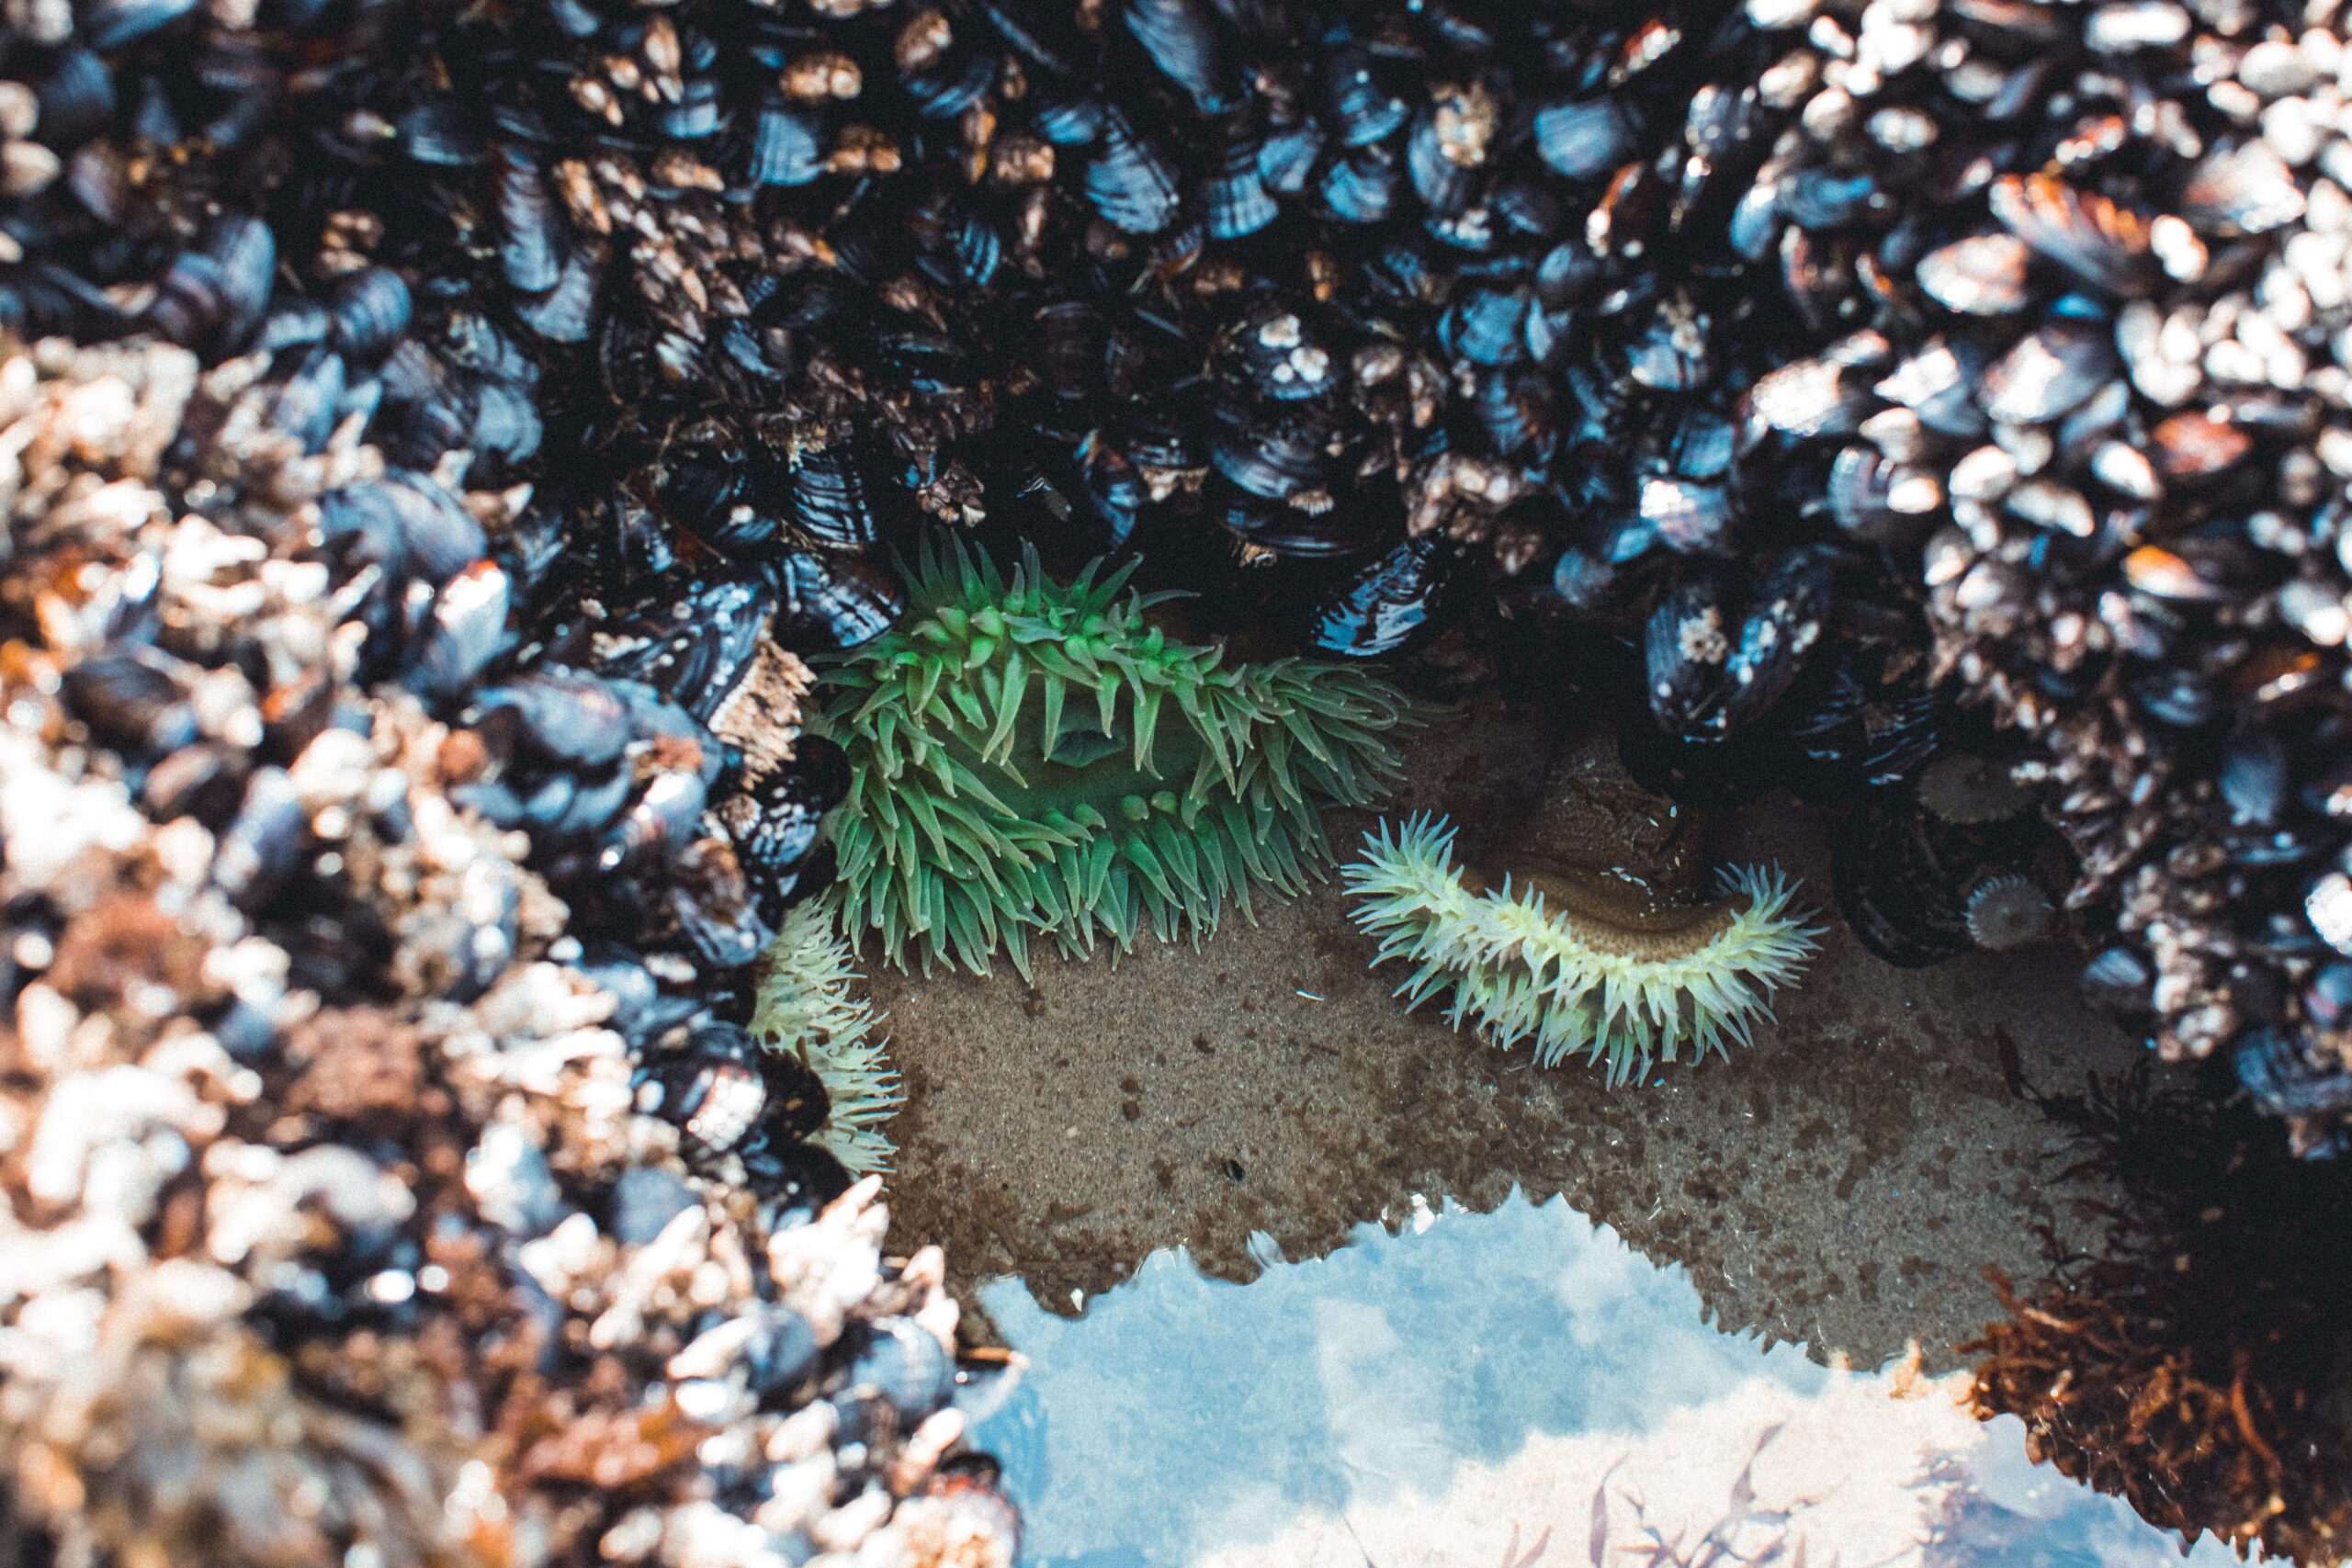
xmin=824 ymin=537 xmax=1420 ymax=977
xmin=1340 ymin=812 xmax=1823 ymax=1087
xmin=752 ymin=901 xmax=903 ymax=1178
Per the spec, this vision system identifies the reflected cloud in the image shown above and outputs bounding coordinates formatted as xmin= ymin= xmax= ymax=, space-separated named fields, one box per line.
xmin=971 ymin=1192 xmax=2250 ymax=1567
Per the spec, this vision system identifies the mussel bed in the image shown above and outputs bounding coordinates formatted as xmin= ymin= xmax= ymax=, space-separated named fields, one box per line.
xmin=3 ymin=0 xmax=2352 ymax=1557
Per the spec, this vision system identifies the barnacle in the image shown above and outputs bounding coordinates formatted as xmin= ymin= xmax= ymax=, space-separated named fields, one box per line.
xmin=1343 ymin=813 xmax=1821 ymax=1085
xmin=825 ymin=540 xmax=1415 ymax=976
xmin=752 ymin=899 xmax=904 ymax=1176
xmin=0 ymin=335 xmax=1011 ymax=1568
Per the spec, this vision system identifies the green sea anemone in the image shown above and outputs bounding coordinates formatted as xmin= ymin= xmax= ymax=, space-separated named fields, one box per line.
xmin=824 ymin=540 xmax=1415 ymax=976
xmin=1342 ymin=813 xmax=1821 ymax=1085
xmin=752 ymin=900 xmax=903 ymax=1176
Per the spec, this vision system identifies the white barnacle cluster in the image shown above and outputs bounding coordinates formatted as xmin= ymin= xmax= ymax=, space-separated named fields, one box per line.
xmin=0 ymin=335 xmax=1015 ymax=1568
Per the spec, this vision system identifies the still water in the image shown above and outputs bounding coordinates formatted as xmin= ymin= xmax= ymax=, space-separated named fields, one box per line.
xmin=967 ymin=1191 xmax=2245 ymax=1567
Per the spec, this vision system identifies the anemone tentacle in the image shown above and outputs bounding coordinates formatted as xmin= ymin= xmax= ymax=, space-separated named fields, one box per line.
xmin=826 ymin=538 xmax=1418 ymax=976
xmin=752 ymin=900 xmax=903 ymax=1176
xmin=1342 ymin=813 xmax=1823 ymax=1085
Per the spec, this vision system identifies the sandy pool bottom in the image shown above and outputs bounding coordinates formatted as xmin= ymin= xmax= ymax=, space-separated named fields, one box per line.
xmin=870 ymin=694 xmax=2154 ymax=1371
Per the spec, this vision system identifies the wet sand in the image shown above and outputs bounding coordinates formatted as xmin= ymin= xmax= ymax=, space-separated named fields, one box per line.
xmin=873 ymin=691 xmax=2154 ymax=1371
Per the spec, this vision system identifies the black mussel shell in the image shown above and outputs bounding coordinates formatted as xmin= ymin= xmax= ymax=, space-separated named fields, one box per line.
xmin=1533 ymin=96 xmax=1639 ymax=181
xmin=1124 ymin=0 xmax=1239 ymax=113
xmin=1613 ymin=707 xmax=1781 ymax=810
xmin=147 ymin=217 xmax=275 ymax=353
xmin=666 ymin=837 xmax=775 ymax=970
xmin=212 ymin=767 xmax=310 ymax=914
xmin=1232 ymin=304 xmax=1340 ymax=401
xmin=745 ymin=1137 xmax=854 ymax=1219
xmin=1295 ymin=536 xmax=1455 ymax=657
xmin=749 ymin=97 xmax=826 ymax=186
xmin=740 ymin=1306 xmax=821 ymax=1403
xmin=638 ymin=1019 xmax=830 ymax=1164
xmin=143 ymin=741 xmax=251 ymax=829
xmin=327 ymin=267 xmax=413 ymax=362
xmin=1320 ymin=143 xmax=1403 ymax=224
xmin=1644 ymin=571 xmax=1736 ymax=740
xmin=840 ymin=1314 xmax=956 ymax=1427
xmin=82 ymin=0 xmax=201 ymax=52
xmin=1204 ymin=141 xmax=1280 ymax=240
xmin=1324 ymin=46 xmax=1407 ymax=146
xmin=2220 ymin=732 xmax=2292 ymax=828
xmin=2236 ymin=1028 xmax=2352 ymax=1121
xmin=62 ymin=649 xmax=198 ymax=759
xmin=581 ymin=571 xmax=777 ymax=719
xmin=465 ymin=669 xmax=637 ymax=772
xmin=772 ymin=549 xmax=904 ymax=649
xmin=1721 ymin=549 xmax=1832 ymax=732
xmin=786 ymin=446 xmax=886 ymax=552
xmin=723 ymin=737 xmax=848 ymax=895
xmin=1085 ymin=107 xmax=1182 ymax=235
xmin=2081 ymin=944 xmax=2156 ymax=1024
xmin=1210 ymin=400 xmax=1340 ymax=501
xmin=32 ymin=49 xmax=117 ymax=150
xmin=491 ymin=145 xmax=562 ymax=297
xmin=1437 ymin=285 xmax=1530 ymax=368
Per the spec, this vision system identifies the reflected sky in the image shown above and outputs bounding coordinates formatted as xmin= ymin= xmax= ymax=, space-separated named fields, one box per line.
xmin=967 ymin=1192 xmax=2249 ymax=1567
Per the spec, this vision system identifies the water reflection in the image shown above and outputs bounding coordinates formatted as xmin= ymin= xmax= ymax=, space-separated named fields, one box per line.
xmin=969 ymin=1192 xmax=2246 ymax=1567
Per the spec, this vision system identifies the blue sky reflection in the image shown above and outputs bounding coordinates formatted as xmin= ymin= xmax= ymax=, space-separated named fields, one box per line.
xmin=970 ymin=1191 xmax=2248 ymax=1568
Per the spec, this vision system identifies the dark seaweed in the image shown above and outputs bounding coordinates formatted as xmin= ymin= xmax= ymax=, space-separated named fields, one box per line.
xmin=1965 ymin=1045 xmax=2352 ymax=1562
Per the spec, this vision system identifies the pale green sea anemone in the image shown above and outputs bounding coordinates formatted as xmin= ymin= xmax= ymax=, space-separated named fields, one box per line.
xmin=824 ymin=540 xmax=1415 ymax=976
xmin=1343 ymin=813 xmax=1821 ymax=1085
xmin=752 ymin=900 xmax=903 ymax=1176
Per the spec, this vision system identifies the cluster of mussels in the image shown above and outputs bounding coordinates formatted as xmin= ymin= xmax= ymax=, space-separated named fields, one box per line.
xmin=0 ymin=141 xmax=1016 ymax=1568
xmin=3 ymin=0 xmax=2352 ymax=1545
xmin=130 ymin=0 xmax=2352 ymax=1143
xmin=1719 ymin=0 xmax=2352 ymax=1156
xmin=1 ymin=0 xmax=2345 ymax=1145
